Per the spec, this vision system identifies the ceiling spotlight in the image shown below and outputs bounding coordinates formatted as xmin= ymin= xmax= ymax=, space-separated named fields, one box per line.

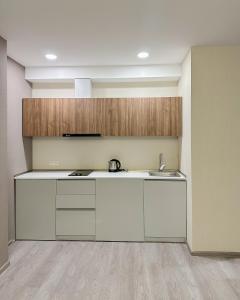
xmin=137 ymin=51 xmax=149 ymax=59
xmin=45 ymin=53 xmax=57 ymax=60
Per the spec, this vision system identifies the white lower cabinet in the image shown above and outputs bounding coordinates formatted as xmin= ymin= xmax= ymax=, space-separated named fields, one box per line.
xmin=16 ymin=180 xmax=56 ymax=240
xmin=144 ymin=180 xmax=186 ymax=239
xmin=96 ymin=179 xmax=144 ymax=241
xmin=56 ymin=179 xmax=96 ymax=240
xmin=16 ymin=178 xmax=187 ymax=242
xmin=56 ymin=210 xmax=95 ymax=236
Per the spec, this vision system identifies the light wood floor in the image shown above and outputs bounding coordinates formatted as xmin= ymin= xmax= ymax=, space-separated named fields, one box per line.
xmin=0 ymin=241 xmax=240 ymax=300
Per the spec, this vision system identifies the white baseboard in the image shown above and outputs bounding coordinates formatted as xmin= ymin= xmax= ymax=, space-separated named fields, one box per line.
xmin=0 ymin=260 xmax=10 ymax=275
xmin=8 ymin=239 xmax=15 ymax=246
xmin=145 ymin=237 xmax=186 ymax=243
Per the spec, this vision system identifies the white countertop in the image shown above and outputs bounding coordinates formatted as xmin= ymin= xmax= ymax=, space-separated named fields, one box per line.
xmin=15 ymin=170 xmax=186 ymax=181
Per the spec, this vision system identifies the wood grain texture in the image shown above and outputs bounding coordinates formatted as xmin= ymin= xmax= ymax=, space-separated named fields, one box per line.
xmin=1 ymin=241 xmax=240 ymax=300
xmin=23 ymin=98 xmax=61 ymax=136
xmin=22 ymin=97 xmax=182 ymax=137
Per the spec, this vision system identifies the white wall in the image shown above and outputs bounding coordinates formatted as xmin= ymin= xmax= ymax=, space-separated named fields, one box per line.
xmin=32 ymin=81 xmax=180 ymax=170
xmin=7 ymin=57 xmax=32 ymax=242
xmin=178 ymin=52 xmax=192 ymax=248
xmin=0 ymin=36 xmax=8 ymax=274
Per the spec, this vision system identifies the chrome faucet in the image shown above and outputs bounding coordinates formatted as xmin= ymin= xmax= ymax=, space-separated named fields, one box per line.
xmin=159 ymin=153 xmax=166 ymax=171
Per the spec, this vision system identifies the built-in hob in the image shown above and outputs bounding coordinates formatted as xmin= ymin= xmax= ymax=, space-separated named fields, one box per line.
xmin=68 ymin=170 xmax=93 ymax=176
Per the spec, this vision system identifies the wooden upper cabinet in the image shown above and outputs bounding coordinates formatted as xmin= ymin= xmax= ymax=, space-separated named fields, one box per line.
xmin=23 ymin=98 xmax=61 ymax=136
xmin=22 ymin=97 xmax=182 ymax=137
xmin=60 ymin=98 xmax=112 ymax=135
xmin=109 ymin=97 xmax=182 ymax=136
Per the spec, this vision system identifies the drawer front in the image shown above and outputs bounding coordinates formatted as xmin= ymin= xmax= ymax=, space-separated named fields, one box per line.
xmin=57 ymin=180 xmax=95 ymax=195
xmin=56 ymin=210 xmax=95 ymax=236
xmin=56 ymin=195 xmax=95 ymax=209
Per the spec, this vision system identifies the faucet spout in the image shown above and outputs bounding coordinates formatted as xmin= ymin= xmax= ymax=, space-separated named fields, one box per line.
xmin=159 ymin=153 xmax=166 ymax=171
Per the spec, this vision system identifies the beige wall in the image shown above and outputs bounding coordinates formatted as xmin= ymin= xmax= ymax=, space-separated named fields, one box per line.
xmin=32 ymin=82 xmax=179 ymax=170
xmin=191 ymin=46 xmax=240 ymax=252
xmin=0 ymin=36 xmax=9 ymax=273
xmin=33 ymin=137 xmax=179 ymax=170
xmin=32 ymin=82 xmax=75 ymax=98
xmin=178 ymin=51 xmax=192 ymax=248
xmin=93 ymin=81 xmax=178 ymax=97
xmin=7 ymin=57 xmax=32 ymax=242
xmin=32 ymin=81 xmax=178 ymax=98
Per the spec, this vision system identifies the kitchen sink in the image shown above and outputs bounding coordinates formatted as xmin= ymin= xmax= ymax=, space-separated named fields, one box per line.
xmin=149 ymin=171 xmax=181 ymax=177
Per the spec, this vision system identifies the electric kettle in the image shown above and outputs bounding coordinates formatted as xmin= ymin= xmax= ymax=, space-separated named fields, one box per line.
xmin=108 ymin=159 xmax=122 ymax=172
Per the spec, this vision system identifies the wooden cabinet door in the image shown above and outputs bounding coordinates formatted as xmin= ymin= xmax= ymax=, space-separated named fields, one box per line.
xmin=155 ymin=97 xmax=182 ymax=136
xmin=23 ymin=98 xmax=61 ymax=136
xmin=60 ymin=98 xmax=112 ymax=135
xmin=74 ymin=99 xmax=98 ymax=134
xmin=110 ymin=97 xmax=182 ymax=136
xmin=23 ymin=97 xmax=182 ymax=137
xmin=110 ymin=98 xmax=149 ymax=136
xmin=60 ymin=98 xmax=76 ymax=135
xmin=96 ymin=98 xmax=112 ymax=135
xmin=60 ymin=98 xmax=97 ymax=135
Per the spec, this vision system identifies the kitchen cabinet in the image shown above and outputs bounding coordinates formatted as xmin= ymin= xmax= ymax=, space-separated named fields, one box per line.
xmin=22 ymin=97 xmax=182 ymax=137
xmin=60 ymin=98 xmax=107 ymax=135
xmin=144 ymin=180 xmax=186 ymax=239
xmin=57 ymin=179 xmax=95 ymax=195
xmin=16 ymin=180 xmax=56 ymax=240
xmin=56 ymin=210 xmax=95 ymax=236
xmin=56 ymin=195 xmax=95 ymax=209
xmin=15 ymin=176 xmax=187 ymax=242
xmin=56 ymin=180 xmax=96 ymax=239
xmin=23 ymin=98 xmax=61 ymax=136
xmin=96 ymin=179 xmax=144 ymax=241
xmin=112 ymin=97 xmax=181 ymax=136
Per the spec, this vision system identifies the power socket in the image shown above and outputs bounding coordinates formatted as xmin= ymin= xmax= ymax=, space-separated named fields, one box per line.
xmin=48 ymin=160 xmax=60 ymax=167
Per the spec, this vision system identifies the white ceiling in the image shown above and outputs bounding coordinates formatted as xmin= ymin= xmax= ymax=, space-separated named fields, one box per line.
xmin=0 ymin=0 xmax=240 ymax=67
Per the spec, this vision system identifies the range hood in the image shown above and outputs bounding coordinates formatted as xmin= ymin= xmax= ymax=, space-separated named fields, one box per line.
xmin=62 ymin=133 xmax=101 ymax=137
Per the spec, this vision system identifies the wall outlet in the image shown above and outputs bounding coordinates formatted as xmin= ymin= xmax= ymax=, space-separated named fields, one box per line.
xmin=48 ymin=160 xmax=60 ymax=167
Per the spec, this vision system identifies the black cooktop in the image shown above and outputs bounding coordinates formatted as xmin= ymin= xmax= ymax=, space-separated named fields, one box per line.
xmin=68 ymin=170 xmax=93 ymax=176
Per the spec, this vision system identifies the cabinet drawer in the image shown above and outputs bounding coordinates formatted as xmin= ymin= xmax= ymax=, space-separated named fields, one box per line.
xmin=56 ymin=195 xmax=95 ymax=209
xmin=56 ymin=210 xmax=95 ymax=236
xmin=57 ymin=180 xmax=95 ymax=195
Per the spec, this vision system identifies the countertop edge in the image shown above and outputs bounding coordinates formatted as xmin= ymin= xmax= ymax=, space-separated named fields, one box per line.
xmin=14 ymin=170 xmax=186 ymax=181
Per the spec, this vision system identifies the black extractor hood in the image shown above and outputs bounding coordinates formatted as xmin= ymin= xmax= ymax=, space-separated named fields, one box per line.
xmin=62 ymin=133 xmax=101 ymax=137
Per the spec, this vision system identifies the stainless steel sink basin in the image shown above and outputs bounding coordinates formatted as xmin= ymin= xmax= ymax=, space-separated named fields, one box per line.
xmin=149 ymin=171 xmax=181 ymax=177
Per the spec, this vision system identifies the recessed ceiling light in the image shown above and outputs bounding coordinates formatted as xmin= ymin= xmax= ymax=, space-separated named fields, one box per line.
xmin=45 ymin=53 xmax=57 ymax=60
xmin=137 ymin=51 xmax=149 ymax=59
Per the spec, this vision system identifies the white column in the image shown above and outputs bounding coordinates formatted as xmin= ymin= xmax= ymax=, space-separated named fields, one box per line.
xmin=74 ymin=78 xmax=92 ymax=98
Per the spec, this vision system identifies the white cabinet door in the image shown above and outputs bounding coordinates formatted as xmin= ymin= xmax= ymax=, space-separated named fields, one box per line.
xmin=144 ymin=180 xmax=186 ymax=238
xmin=56 ymin=210 xmax=95 ymax=236
xmin=96 ymin=179 xmax=144 ymax=241
xmin=16 ymin=180 xmax=56 ymax=240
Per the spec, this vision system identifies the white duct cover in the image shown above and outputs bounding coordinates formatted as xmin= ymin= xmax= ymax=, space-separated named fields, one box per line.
xmin=74 ymin=78 xmax=92 ymax=97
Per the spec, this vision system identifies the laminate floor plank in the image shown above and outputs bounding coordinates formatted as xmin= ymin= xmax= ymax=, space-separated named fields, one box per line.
xmin=0 ymin=241 xmax=240 ymax=300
